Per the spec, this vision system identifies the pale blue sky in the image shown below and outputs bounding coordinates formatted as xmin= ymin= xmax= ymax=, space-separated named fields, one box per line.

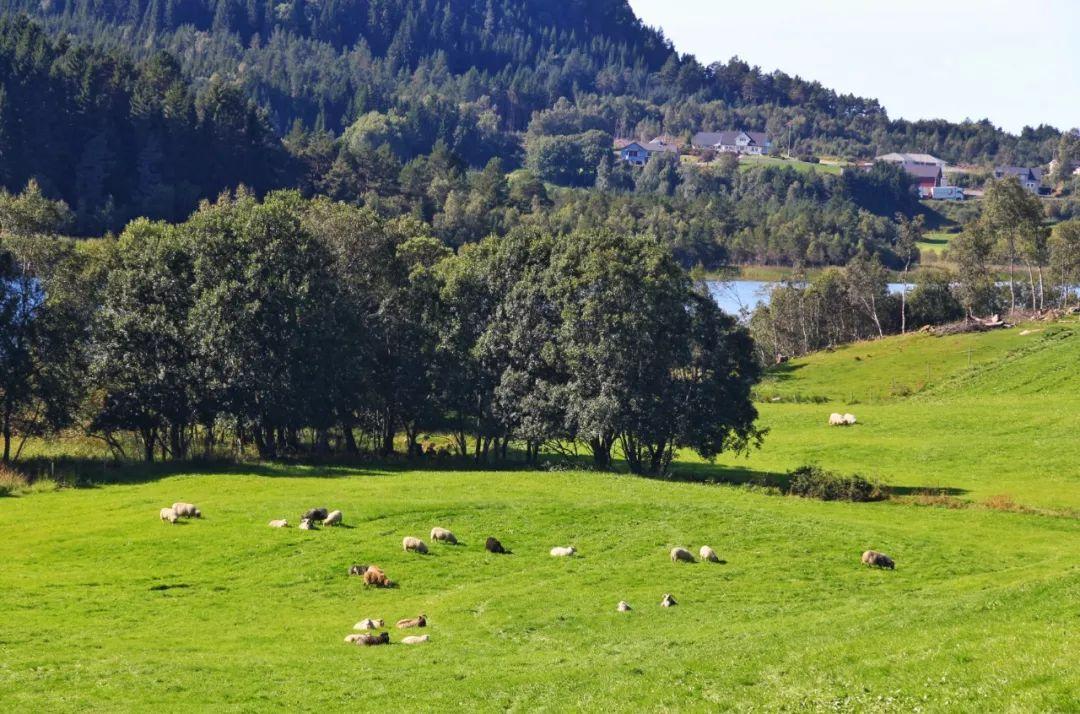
xmin=627 ymin=0 xmax=1078 ymax=134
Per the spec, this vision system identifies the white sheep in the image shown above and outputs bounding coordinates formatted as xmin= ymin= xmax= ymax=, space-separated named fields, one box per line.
xmin=323 ymin=510 xmax=343 ymax=527
xmin=298 ymin=518 xmax=315 ymax=531
xmin=401 ymin=635 xmax=429 ymax=645
xmin=550 ymin=546 xmax=576 ymax=557
xmin=172 ymin=502 xmax=201 ymax=518
xmin=159 ymin=507 xmax=178 ymax=524
xmin=670 ymin=547 xmax=695 ymax=563
xmin=268 ymin=519 xmax=289 ymax=528
xmin=354 ymin=618 xmax=384 ymax=630
xmin=344 ymin=633 xmax=364 ymax=644
xmin=843 ymin=413 xmax=857 ymax=425
xmin=430 ymin=527 xmax=457 ymax=544
xmin=402 ymin=536 xmax=428 ymax=554
xmin=828 ymin=413 xmax=845 ymax=426
xmin=699 ymin=545 xmax=720 ymax=563
xmin=616 ymin=601 xmax=632 ymax=612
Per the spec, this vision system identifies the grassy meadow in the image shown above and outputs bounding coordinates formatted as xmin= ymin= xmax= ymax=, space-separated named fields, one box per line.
xmin=1 ymin=319 xmax=1078 ymax=711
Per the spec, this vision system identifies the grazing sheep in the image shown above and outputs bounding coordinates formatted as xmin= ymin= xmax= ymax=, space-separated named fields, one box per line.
xmin=550 ymin=546 xmax=576 ymax=557
xmin=402 ymin=536 xmax=428 ymax=554
xmin=323 ymin=510 xmax=343 ymax=527
xmin=401 ymin=635 xmax=429 ymax=645
xmin=699 ymin=546 xmax=720 ymax=563
xmin=298 ymin=518 xmax=315 ymax=531
xmin=344 ymin=634 xmax=364 ymax=644
xmin=828 ymin=413 xmax=845 ymax=426
xmin=354 ymin=618 xmax=384 ymax=630
xmin=172 ymin=502 xmax=201 ymax=518
xmin=843 ymin=413 xmax=857 ymax=425
xmin=268 ymin=519 xmax=289 ymax=528
xmin=485 ymin=537 xmax=507 ymax=554
xmin=363 ymin=566 xmax=393 ymax=588
xmin=861 ymin=550 xmax=895 ymax=570
xmin=430 ymin=527 xmax=457 ymax=544
xmin=670 ymin=547 xmax=695 ymax=563
xmin=353 ymin=632 xmax=390 ymax=646
xmin=616 ymin=601 xmax=632 ymax=612
xmin=348 ymin=564 xmax=369 ymax=576
xmin=660 ymin=593 xmax=677 ymax=608
xmin=159 ymin=507 xmax=178 ymax=524
xmin=396 ymin=614 xmax=427 ymax=629
xmin=302 ymin=508 xmax=329 ymax=522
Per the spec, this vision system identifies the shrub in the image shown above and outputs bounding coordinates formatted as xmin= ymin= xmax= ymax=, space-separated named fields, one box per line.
xmin=786 ymin=465 xmax=888 ymax=502
xmin=0 ymin=463 xmax=29 ymax=497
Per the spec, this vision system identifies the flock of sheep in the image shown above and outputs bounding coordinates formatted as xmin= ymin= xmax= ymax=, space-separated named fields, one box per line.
xmin=158 ymin=501 xmax=898 ymax=647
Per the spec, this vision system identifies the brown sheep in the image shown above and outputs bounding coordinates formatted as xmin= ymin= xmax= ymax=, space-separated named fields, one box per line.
xmin=348 ymin=564 xmax=369 ymax=576
xmin=485 ymin=537 xmax=508 ymax=554
xmin=363 ymin=565 xmax=394 ymax=588
xmin=670 ymin=547 xmax=695 ymax=563
xmin=396 ymin=614 xmax=427 ymax=629
xmin=861 ymin=550 xmax=896 ymax=570
xmin=353 ymin=632 xmax=390 ymax=646
xmin=302 ymin=508 xmax=329 ymax=522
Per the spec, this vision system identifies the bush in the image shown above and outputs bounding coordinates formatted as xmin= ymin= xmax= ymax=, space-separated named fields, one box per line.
xmin=786 ymin=465 xmax=888 ymax=502
xmin=0 ymin=463 xmax=29 ymax=497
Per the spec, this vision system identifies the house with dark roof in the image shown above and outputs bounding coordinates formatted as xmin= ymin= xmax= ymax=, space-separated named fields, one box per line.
xmin=691 ymin=130 xmax=772 ymax=156
xmin=620 ymin=139 xmax=679 ymax=166
xmin=993 ymin=166 xmax=1044 ymax=194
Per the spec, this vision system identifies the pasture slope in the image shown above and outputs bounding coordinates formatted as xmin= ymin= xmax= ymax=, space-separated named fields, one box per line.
xmin=0 ymin=321 xmax=1078 ymax=712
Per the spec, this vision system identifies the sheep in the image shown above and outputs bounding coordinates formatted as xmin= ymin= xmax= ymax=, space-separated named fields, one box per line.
xmin=172 ymin=502 xmax=201 ymax=518
xmin=396 ymin=614 xmax=427 ymax=629
xmin=402 ymin=536 xmax=428 ymax=554
xmin=828 ymin=413 xmax=846 ymax=426
xmin=354 ymin=618 xmax=384 ymax=630
xmin=323 ymin=510 xmax=343 ymax=527
xmin=363 ymin=566 xmax=394 ymax=588
xmin=344 ymin=634 xmax=364 ymax=644
xmin=401 ymin=635 xmax=429 ymax=645
xmin=485 ymin=537 xmax=508 ymax=554
xmin=159 ymin=507 xmax=178 ymax=524
xmin=302 ymin=508 xmax=329 ymax=522
xmin=843 ymin=413 xmax=857 ymax=426
xmin=348 ymin=564 xmax=369 ymax=576
xmin=550 ymin=546 xmax=576 ymax=557
xmin=268 ymin=519 xmax=289 ymax=528
xmin=298 ymin=518 xmax=315 ymax=531
xmin=616 ymin=601 xmax=632 ymax=612
xmin=660 ymin=593 xmax=677 ymax=608
xmin=670 ymin=547 xmax=695 ymax=563
xmin=699 ymin=545 xmax=720 ymax=563
xmin=352 ymin=632 xmax=390 ymax=646
xmin=861 ymin=550 xmax=895 ymax=570
xmin=430 ymin=527 xmax=457 ymax=544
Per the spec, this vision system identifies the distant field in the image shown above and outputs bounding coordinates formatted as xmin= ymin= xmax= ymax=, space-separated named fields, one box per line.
xmin=917 ymin=230 xmax=957 ymax=255
xmin=737 ymin=155 xmax=845 ymax=175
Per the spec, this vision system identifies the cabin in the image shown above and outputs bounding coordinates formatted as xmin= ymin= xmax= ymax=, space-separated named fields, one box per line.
xmin=620 ymin=139 xmax=678 ymax=166
xmin=993 ymin=166 xmax=1044 ymax=194
xmin=691 ymin=130 xmax=772 ymax=156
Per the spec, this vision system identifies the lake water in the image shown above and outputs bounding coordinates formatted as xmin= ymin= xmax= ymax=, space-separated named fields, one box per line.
xmin=707 ymin=280 xmax=911 ymax=317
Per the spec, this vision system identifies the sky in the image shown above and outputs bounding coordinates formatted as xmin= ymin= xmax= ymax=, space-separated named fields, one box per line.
xmin=627 ymin=0 xmax=1078 ymax=134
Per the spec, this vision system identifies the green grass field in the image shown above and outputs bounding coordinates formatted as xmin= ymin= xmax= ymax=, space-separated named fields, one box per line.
xmin=916 ymin=230 xmax=957 ymax=256
xmin=737 ymin=155 xmax=845 ymax=175
xmin=1 ymin=320 xmax=1078 ymax=711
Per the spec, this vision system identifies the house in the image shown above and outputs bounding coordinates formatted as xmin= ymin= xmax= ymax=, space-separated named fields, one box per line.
xmin=691 ymin=130 xmax=772 ymax=156
xmin=875 ymin=152 xmax=946 ymax=196
xmin=993 ymin=166 xmax=1043 ymax=193
xmin=619 ymin=139 xmax=679 ymax=166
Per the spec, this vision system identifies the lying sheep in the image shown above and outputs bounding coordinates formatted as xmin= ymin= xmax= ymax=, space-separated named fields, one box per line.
xmin=861 ymin=550 xmax=895 ymax=570
xmin=323 ymin=510 xmax=343 ymax=527
xmin=430 ymin=527 xmax=457 ymax=544
xmin=402 ymin=536 xmax=428 ymax=554
xmin=670 ymin=547 xmax=695 ymax=563
xmin=352 ymin=632 xmax=390 ymax=646
xmin=660 ymin=593 xmax=677 ymax=608
xmin=828 ymin=413 xmax=846 ymax=426
xmin=302 ymin=508 xmax=329 ymax=522
xmin=616 ymin=601 xmax=632 ymax=612
xmin=699 ymin=546 xmax=720 ymax=563
xmin=344 ymin=633 xmax=364 ymax=644
xmin=401 ymin=635 xmax=429 ymax=645
xmin=363 ymin=566 xmax=393 ymax=588
xmin=298 ymin=518 xmax=315 ymax=531
xmin=348 ymin=564 xmax=369 ymax=576
xmin=159 ymin=507 xmax=178 ymax=524
xmin=396 ymin=614 xmax=426 ymax=629
xmin=354 ymin=618 xmax=384 ymax=630
xmin=550 ymin=546 xmax=576 ymax=557
xmin=268 ymin=519 xmax=289 ymax=528
xmin=843 ymin=413 xmax=857 ymax=425
xmin=172 ymin=502 xmax=202 ymax=518
xmin=485 ymin=537 xmax=508 ymax=554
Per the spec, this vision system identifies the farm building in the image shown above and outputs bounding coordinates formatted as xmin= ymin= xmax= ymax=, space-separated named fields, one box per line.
xmin=875 ymin=152 xmax=946 ymax=196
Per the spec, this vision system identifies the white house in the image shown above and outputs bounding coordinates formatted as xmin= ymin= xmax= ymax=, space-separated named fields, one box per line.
xmin=620 ymin=139 xmax=678 ymax=166
xmin=691 ymin=130 xmax=772 ymax=156
xmin=993 ymin=166 xmax=1044 ymax=194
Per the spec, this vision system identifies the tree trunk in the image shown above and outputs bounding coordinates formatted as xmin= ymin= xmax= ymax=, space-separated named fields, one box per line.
xmin=2 ymin=406 xmax=11 ymax=464
xmin=1008 ymin=258 xmax=1016 ymax=313
xmin=342 ymin=419 xmax=358 ymax=454
xmin=900 ymin=261 xmax=910 ymax=334
xmin=589 ymin=436 xmax=611 ymax=470
xmin=1026 ymin=264 xmax=1037 ymax=311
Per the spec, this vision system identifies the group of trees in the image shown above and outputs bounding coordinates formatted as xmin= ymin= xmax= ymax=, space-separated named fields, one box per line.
xmin=0 ymin=188 xmax=763 ymax=474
